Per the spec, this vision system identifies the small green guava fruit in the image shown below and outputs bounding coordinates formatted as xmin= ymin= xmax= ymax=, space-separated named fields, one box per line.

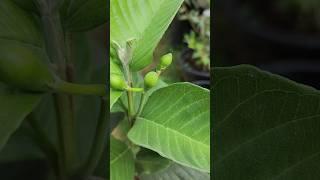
xmin=111 ymin=74 xmax=127 ymax=91
xmin=144 ymin=71 xmax=159 ymax=88
xmin=159 ymin=53 xmax=172 ymax=68
xmin=0 ymin=40 xmax=55 ymax=92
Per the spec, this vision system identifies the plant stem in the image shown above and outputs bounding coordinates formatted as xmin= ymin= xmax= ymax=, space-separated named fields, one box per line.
xmin=53 ymin=94 xmax=76 ymax=175
xmin=82 ymin=98 xmax=107 ymax=176
xmin=127 ymin=87 xmax=135 ymax=125
xmin=123 ymin=64 xmax=135 ymax=125
xmin=52 ymin=81 xmax=106 ymax=96
xmin=126 ymin=87 xmax=144 ymax=92
xmin=38 ymin=1 xmax=76 ymax=176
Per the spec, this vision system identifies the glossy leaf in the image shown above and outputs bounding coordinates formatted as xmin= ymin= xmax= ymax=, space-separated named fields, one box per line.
xmin=140 ymin=163 xmax=210 ymax=180
xmin=0 ymin=85 xmax=42 ymax=151
xmin=128 ymin=83 xmax=210 ymax=172
xmin=110 ymin=137 xmax=134 ymax=180
xmin=110 ymin=0 xmax=184 ymax=70
xmin=213 ymin=65 xmax=320 ymax=179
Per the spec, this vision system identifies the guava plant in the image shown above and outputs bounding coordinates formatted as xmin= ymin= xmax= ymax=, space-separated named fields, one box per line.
xmin=0 ymin=0 xmax=107 ymax=179
xmin=110 ymin=0 xmax=210 ymax=179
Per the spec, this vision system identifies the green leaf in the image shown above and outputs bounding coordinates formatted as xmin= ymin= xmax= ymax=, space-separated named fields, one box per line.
xmin=128 ymin=83 xmax=210 ymax=172
xmin=0 ymin=122 xmax=44 ymax=162
xmin=110 ymin=89 xmax=123 ymax=110
xmin=63 ymin=0 xmax=108 ymax=32
xmin=213 ymin=65 xmax=320 ymax=179
xmin=140 ymin=163 xmax=210 ymax=180
xmin=0 ymin=85 xmax=42 ymax=152
xmin=110 ymin=0 xmax=184 ymax=70
xmin=0 ymin=0 xmax=42 ymax=46
xmin=110 ymin=137 xmax=134 ymax=180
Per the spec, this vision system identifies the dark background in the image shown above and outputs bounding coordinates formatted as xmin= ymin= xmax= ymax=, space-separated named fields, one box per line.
xmin=213 ymin=0 xmax=320 ymax=89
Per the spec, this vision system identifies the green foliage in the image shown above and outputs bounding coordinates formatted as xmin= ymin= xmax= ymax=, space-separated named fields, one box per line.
xmin=128 ymin=83 xmax=210 ymax=172
xmin=0 ymin=0 xmax=43 ymax=45
xmin=62 ymin=0 xmax=108 ymax=31
xmin=140 ymin=163 xmax=210 ymax=180
xmin=110 ymin=1 xmax=210 ymax=179
xmin=12 ymin=0 xmax=108 ymax=32
xmin=179 ymin=0 xmax=210 ymax=70
xmin=213 ymin=65 xmax=320 ymax=179
xmin=0 ymin=0 xmax=107 ymax=179
xmin=0 ymin=40 xmax=54 ymax=92
xmin=110 ymin=138 xmax=135 ymax=180
xmin=110 ymin=0 xmax=185 ymax=71
xmin=0 ymin=84 xmax=43 ymax=151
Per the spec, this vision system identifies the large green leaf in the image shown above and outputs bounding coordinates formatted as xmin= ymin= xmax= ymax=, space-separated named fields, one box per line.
xmin=63 ymin=0 xmax=108 ymax=31
xmin=213 ymin=65 xmax=320 ymax=179
xmin=13 ymin=0 xmax=108 ymax=32
xmin=0 ymin=0 xmax=42 ymax=46
xmin=140 ymin=163 xmax=210 ymax=180
xmin=110 ymin=0 xmax=184 ymax=70
xmin=128 ymin=83 xmax=210 ymax=172
xmin=110 ymin=137 xmax=134 ymax=180
xmin=0 ymin=122 xmax=44 ymax=163
xmin=0 ymin=85 xmax=42 ymax=152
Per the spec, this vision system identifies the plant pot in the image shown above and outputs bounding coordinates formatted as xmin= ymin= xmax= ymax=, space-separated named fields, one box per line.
xmin=222 ymin=0 xmax=320 ymax=57
xmin=258 ymin=60 xmax=320 ymax=90
xmin=178 ymin=49 xmax=210 ymax=82
xmin=168 ymin=19 xmax=192 ymax=47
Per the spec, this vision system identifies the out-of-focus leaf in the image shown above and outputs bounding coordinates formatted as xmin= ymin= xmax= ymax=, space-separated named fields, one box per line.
xmin=213 ymin=65 xmax=320 ymax=179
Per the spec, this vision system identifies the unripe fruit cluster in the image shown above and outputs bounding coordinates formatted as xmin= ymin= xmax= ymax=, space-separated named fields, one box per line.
xmin=109 ymin=52 xmax=173 ymax=92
